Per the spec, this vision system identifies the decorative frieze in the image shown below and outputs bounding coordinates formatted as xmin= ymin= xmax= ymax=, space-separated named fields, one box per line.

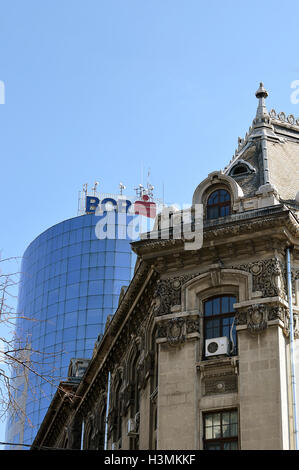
xmin=233 ymin=258 xmax=286 ymax=298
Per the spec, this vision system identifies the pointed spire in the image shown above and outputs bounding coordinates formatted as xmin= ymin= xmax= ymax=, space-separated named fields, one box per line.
xmin=255 ymin=82 xmax=269 ymax=118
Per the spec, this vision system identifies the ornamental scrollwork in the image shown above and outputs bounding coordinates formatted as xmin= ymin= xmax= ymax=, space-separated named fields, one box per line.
xmin=156 ymin=315 xmax=200 ymax=346
xmin=233 ymin=258 xmax=287 ymax=298
xmin=235 ymin=303 xmax=289 ymax=335
xmin=152 ymin=274 xmax=198 ymax=316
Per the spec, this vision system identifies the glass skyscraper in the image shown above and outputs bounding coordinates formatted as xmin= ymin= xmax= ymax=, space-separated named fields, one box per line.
xmin=5 ymin=190 xmax=158 ymax=448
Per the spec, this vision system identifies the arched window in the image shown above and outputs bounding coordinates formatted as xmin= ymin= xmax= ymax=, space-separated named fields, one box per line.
xmin=206 ymin=189 xmax=231 ymax=220
xmin=204 ymin=295 xmax=237 ymax=356
xmin=230 ymin=163 xmax=248 ymax=176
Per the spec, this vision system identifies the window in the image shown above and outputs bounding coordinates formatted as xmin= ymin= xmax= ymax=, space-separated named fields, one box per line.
xmin=229 ymin=161 xmax=255 ymax=177
xmin=230 ymin=163 xmax=248 ymax=176
xmin=204 ymin=295 xmax=237 ymax=356
xmin=206 ymin=189 xmax=231 ymax=220
xmin=203 ymin=409 xmax=238 ymax=450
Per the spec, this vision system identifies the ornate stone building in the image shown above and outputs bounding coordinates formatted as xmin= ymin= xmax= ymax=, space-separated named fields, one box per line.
xmin=32 ymin=84 xmax=299 ymax=450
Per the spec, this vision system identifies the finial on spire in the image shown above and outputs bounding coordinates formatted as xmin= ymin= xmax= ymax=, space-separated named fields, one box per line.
xmin=255 ymin=82 xmax=269 ymax=118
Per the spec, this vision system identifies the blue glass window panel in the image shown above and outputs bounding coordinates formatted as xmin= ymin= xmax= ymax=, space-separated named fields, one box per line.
xmin=88 ymin=280 xmax=103 ymax=295
xmin=104 ymin=267 xmax=114 ymax=279
xmin=103 ymin=295 xmax=113 ymax=308
xmin=68 ymin=256 xmax=81 ymax=272
xmin=105 ymin=252 xmax=115 ymax=266
xmin=66 ymin=283 xmax=80 ymax=299
xmin=86 ymin=309 xmax=101 ymax=324
xmin=64 ymin=312 xmax=78 ymax=328
xmin=90 ymin=240 xmax=100 ymax=252
xmin=85 ymin=338 xmax=96 ymax=349
xmin=60 ymin=272 xmax=67 ymax=286
xmin=44 ymin=333 xmax=55 ymax=348
xmin=115 ymin=252 xmax=131 ymax=267
xmin=80 ymin=268 xmax=89 ymax=281
xmin=78 ymin=296 xmax=87 ymax=309
xmin=59 ymin=286 xmax=66 ymax=302
xmin=67 ymin=270 xmax=80 ymax=284
xmin=106 ymin=239 xmax=116 ymax=251
xmin=88 ymin=267 xmax=100 ymax=280
xmin=230 ymin=296 xmax=235 ymax=311
xmin=55 ymin=330 xmax=63 ymax=343
xmin=97 ymin=252 xmax=105 ymax=265
xmin=81 ymin=240 xmax=90 ymax=253
xmin=63 ymin=327 xmax=77 ymax=342
xmin=114 ymin=267 xmax=130 ymax=280
xmin=48 ymin=289 xmax=59 ymax=305
xmin=81 ymin=254 xmax=90 ymax=268
xmin=104 ymin=279 xmax=113 ymax=293
xmin=82 ymin=227 xmax=91 ymax=241
xmin=45 ymin=318 xmax=56 ymax=333
xmin=86 ymin=324 xmax=100 ymax=339
xmin=87 ymin=296 xmax=102 ymax=308
xmin=90 ymin=253 xmax=98 ymax=267
xmin=65 ymin=298 xmax=79 ymax=313
xmin=62 ymin=232 xmax=70 ymax=246
xmin=76 ymin=339 xmax=85 ymax=350
xmin=57 ymin=301 xmax=65 ymax=315
xmin=70 ymin=243 xmax=81 ymax=256
xmin=77 ymin=325 xmax=86 ymax=338
xmin=79 ymin=281 xmax=88 ymax=296
xmin=60 ymin=259 xmax=68 ymax=274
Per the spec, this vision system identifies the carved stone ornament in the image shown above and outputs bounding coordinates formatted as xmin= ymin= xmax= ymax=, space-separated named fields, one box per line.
xmin=157 ymin=315 xmax=199 ymax=346
xmin=152 ymin=274 xmax=197 ymax=316
xmin=167 ymin=318 xmax=185 ymax=346
xmin=235 ymin=303 xmax=289 ymax=335
xmin=247 ymin=304 xmax=267 ymax=334
xmin=233 ymin=258 xmax=286 ymax=299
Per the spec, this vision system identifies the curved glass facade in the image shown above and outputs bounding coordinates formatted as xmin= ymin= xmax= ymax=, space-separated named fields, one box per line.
xmin=6 ymin=210 xmax=140 ymax=448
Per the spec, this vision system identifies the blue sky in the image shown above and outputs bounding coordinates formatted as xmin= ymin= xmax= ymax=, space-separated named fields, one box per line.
xmin=1 ymin=0 xmax=299 ymax=446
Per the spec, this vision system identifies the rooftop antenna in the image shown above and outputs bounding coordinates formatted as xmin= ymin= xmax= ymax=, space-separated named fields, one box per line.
xmin=92 ymin=181 xmax=99 ymax=195
xmin=83 ymin=183 xmax=88 ymax=195
xmin=119 ymin=182 xmax=126 ymax=195
xmin=134 ymin=183 xmax=145 ymax=198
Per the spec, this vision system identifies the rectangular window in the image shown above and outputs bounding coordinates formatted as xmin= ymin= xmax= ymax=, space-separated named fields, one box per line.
xmin=204 ymin=295 xmax=237 ymax=356
xmin=203 ymin=409 xmax=238 ymax=450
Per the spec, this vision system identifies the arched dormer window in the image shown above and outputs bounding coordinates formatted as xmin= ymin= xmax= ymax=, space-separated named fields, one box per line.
xmin=229 ymin=160 xmax=256 ymax=177
xmin=207 ymin=189 xmax=231 ymax=220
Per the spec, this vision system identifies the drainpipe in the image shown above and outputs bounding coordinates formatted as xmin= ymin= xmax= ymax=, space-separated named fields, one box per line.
xmin=104 ymin=371 xmax=111 ymax=450
xmin=286 ymin=247 xmax=298 ymax=449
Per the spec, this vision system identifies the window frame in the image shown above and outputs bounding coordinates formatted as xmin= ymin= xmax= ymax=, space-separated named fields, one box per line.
xmin=206 ymin=189 xmax=231 ymax=220
xmin=203 ymin=294 xmax=237 ymax=358
xmin=203 ymin=408 xmax=239 ymax=450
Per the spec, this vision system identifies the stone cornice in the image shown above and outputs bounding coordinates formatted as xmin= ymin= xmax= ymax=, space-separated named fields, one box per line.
xmin=132 ymin=207 xmax=299 ymax=258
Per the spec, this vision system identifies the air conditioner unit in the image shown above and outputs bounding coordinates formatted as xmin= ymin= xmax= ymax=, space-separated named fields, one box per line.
xmin=205 ymin=336 xmax=229 ymax=357
xmin=127 ymin=418 xmax=138 ymax=436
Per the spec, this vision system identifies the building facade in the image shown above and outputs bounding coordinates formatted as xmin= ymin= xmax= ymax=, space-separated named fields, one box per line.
xmin=32 ymin=84 xmax=299 ymax=450
xmin=6 ymin=189 xmax=158 ymax=448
